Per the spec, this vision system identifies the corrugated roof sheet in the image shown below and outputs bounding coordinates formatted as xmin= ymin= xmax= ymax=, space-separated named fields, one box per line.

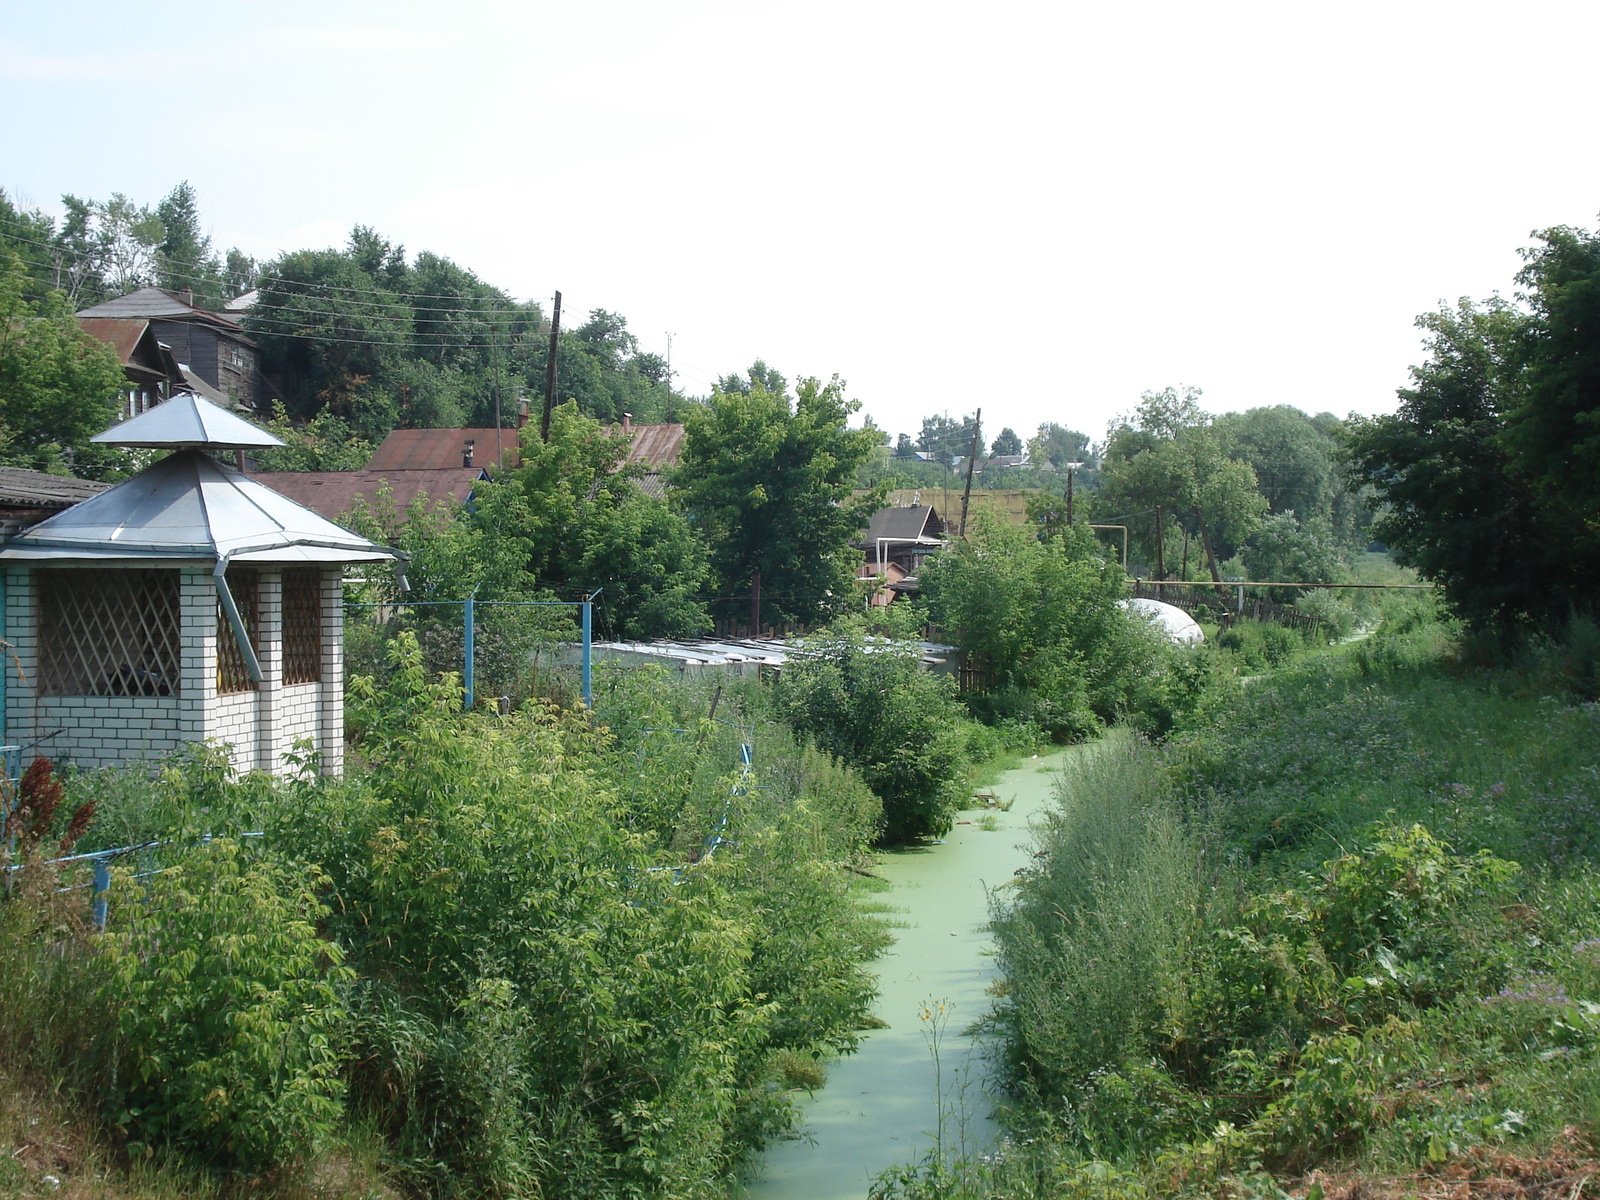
xmin=91 ymin=392 xmax=285 ymax=449
xmin=0 ymin=450 xmax=392 ymax=564
xmin=0 ymin=467 xmax=109 ymax=509
xmin=367 ymin=427 xmax=524 ymax=471
xmin=255 ymin=468 xmax=484 ymax=521
xmin=856 ymin=504 xmax=944 ymax=548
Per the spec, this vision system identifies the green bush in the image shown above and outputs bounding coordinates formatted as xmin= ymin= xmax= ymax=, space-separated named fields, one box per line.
xmin=99 ymin=839 xmax=351 ymax=1172
xmin=772 ymin=628 xmax=970 ymax=842
xmin=1295 ymin=587 xmax=1359 ymax=640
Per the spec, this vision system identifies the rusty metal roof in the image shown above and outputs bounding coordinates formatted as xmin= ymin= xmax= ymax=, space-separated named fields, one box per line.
xmin=75 ymin=287 xmax=257 ymax=343
xmin=78 ymin=318 xmax=160 ymax=370
xmin=606 ymin=422 xmax=685 ymax=468
xmin=255 ymin=468 xmax=485 ymax=521
xmin=366 ymin=427 xmax=523 ymax=471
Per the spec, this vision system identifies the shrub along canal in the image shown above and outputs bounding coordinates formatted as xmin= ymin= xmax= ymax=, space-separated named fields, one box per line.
xmin=739 ymin=748 xmax=1071 ymax=1200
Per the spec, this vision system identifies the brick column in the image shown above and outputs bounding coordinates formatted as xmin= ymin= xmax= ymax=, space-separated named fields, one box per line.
xmin=256 ymin=569 xmax=282 ymax=775
xmin=318 ymin=568 xmax=344 ymax=776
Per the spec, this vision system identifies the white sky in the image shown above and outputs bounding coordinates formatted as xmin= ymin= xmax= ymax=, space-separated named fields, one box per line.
xmin=4 ymin=0 xmax=1598 ymax=445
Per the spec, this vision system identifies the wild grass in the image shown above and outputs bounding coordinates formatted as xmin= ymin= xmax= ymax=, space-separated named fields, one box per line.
xmin=874 ymin=610 xmax=1600 ymax=1198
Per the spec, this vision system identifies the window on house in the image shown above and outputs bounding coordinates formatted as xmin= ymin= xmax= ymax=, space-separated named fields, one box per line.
xmin=37 ymin=569 xmax=182 ymax=697
xmin=216 ymin=568 xmax=260 ymax=694
xmin=281 ymin=568 xmax=322 ymax=685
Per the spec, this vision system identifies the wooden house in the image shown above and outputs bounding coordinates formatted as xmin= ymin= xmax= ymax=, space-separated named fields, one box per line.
xmin=76 ymin=288 xmax=264 ymax=414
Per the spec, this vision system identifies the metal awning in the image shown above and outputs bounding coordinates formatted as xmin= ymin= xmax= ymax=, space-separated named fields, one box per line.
xmin=0 ymin=450 xmax=394 ymax=565
xmin=90 ymin=391 xmax=285 ymax=450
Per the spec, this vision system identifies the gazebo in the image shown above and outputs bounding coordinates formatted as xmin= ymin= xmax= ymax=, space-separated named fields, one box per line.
xmin=0 ymin=394 xmax=396 ymax=776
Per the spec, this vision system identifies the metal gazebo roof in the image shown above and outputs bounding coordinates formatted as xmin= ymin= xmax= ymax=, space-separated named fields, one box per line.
xmin=0 ymin=451 xmax=393 ymax=564
xmin=90 ymin=391 xmax=286 ymax=450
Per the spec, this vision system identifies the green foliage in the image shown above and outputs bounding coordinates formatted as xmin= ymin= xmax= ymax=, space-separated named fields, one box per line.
xmin=0 ymin=251 xmax=129 ymax=477
xmin=972 ymin=631 xmax=1600 ymax=1194
xmin=674 ymin=374 xmax=885 ymax=625
xmin=772 ymin=627 xmax=970 ymax=843
xmin=919 ymin=519 xmax=1169 ymax=741
xmin=1213 ymin=618 xmax=1304 ymax=669
xmin=1342 ymin=223 xmax=1600 ymax=632
xmin=253 ymin=402 xmax=374 ymax=471
xmin=99 ymin=840 xmax=351 ymax=1172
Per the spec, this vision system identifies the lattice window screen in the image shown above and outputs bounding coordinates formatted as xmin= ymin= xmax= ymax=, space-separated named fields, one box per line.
xmin=216 ymin=568 xmax=259 ymax=694
xmin=38 ymin=569 xmax=182 ymax=697
xmin=282 ymin=568 xmax=322 ymax=685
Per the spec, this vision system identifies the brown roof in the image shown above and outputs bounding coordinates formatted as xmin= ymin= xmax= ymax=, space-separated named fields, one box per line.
xmin=77 ymin=318 xmax=172 ymax=385
xmin=253 ymin=468 xmax=485 ymax=522
xmin=366 ymin=427 xmax=523 ymax=471
xmin=605 ymin=422 xmax=686 ymax=468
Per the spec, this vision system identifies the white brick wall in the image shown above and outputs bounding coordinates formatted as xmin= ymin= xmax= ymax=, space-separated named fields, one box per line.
xmin=4 ymin=562 xmax=355 ymax=779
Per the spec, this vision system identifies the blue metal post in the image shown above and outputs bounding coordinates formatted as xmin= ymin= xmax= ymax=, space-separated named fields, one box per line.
xmin=581 ymin=599 xmax=592 ymax=709
xmin=0 ymin=567 xmax=7 ymax=748
xmin=463 ymin=594 xmax=475 ymax=711
xmin=91 ymin=858 xmax=110 ymax=929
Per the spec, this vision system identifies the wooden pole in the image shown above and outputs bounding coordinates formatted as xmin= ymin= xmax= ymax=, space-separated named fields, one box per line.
xmin=958 ymin=407 xmax=981 ymax=537
xmin=751 ymin=568 xmax=761 ymax=635
xmin=540 ymin=290 xmax=562 ymax=442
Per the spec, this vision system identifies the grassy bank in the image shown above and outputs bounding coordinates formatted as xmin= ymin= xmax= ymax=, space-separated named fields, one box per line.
xmin=875 ymin=610 xmax=1600 ymax=1199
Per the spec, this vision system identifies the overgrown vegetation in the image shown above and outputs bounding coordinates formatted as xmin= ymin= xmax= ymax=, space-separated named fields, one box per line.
xmin=874 ymin=601 xmax=1600 ymax=1198
xmin=0 ymin=639 xmax=894 ymax=1198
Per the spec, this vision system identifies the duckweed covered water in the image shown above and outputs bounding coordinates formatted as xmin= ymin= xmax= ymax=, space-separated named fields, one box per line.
xmin=739 ymin=750 xmax=1071 ymax=1200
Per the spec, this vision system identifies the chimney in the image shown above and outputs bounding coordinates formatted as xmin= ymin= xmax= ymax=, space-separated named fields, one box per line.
xmin=517 ymin=398 xmax=530 ymax=428
xmin=622 ymin=412 xmax=632 ymax=435
xmin=179 ymin=287 xmax=193 ymax=307
xmin=463 ymin=438 xmax=475 ymax=468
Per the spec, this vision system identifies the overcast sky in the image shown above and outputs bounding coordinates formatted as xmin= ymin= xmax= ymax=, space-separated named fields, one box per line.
xmin=4 ymin=1 xmax=1598 ymax=445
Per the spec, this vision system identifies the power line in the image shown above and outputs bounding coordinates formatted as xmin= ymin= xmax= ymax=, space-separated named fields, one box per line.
xmin=0 ymin=215 xmax=546 ymax=306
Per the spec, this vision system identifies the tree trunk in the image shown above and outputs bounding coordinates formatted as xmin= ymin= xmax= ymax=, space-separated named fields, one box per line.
xmin=1195 ymin=507 xmax=1225 ymax=590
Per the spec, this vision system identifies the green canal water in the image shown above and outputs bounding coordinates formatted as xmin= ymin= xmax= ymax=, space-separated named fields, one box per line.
xmin=738 ymin=749 xmax=1070 ymax=1200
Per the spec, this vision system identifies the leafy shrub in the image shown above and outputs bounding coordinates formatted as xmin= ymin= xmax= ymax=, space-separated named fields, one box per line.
xmin=99 ymin=839 xmax=351 ymax=1172
xmin=1295 ymin=587 xmax=1359 ymax=641
xmin=773 ymin=629 xmax=970 ymax=842
xmin=1214 ymin=618 xmax=1303 ymax=669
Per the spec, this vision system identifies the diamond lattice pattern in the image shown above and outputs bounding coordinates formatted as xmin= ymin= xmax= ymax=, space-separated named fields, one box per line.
xmin=216 ymin=569 xmax=259 ymax=695
xmin=38 ymin=569 xmax=182 ymax=697
xmin=282 ymin=569 xmax=322 ymax=685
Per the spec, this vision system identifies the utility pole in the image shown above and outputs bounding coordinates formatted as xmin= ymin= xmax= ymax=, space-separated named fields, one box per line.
xmin=751 ymin=568 xmax=761 ymax=636
xmin=958 ymin=407 xmax=982 ymax=538
xmin=1154 ymin=505 xmax=1165 ymax=598
xmin=492 ymin=321 xmax=504 ymax=470
xmin=540 ymin=290 xmax=562 ymax=442
xmin=1065 ymin=460 xmax=1084 ymax=525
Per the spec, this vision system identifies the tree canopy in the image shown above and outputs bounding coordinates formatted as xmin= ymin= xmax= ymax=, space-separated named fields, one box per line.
xmin=0 ymin=252 xmax=128 ymax=476
xmin=1342 ymin=229 xmax=1600 ymax=631
xmin=673 ymin=375 xmax=884 ymax=626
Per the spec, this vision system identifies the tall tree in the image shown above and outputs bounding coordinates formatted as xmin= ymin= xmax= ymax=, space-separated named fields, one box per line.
xmin=0 ymin=252 xmax=129 ymax=476
xmin=1342 ymin=293 xmax=1600 ymax=629
xmin=155 ymin=181 xmax=222 ymax=303
xmin=673 ymin=374 xmax=885 ymax=625
xmin=1026 ymin=422 xmax=1091 ymax=468
xmin=990 ymin=426 xmax=1023 ymax=457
